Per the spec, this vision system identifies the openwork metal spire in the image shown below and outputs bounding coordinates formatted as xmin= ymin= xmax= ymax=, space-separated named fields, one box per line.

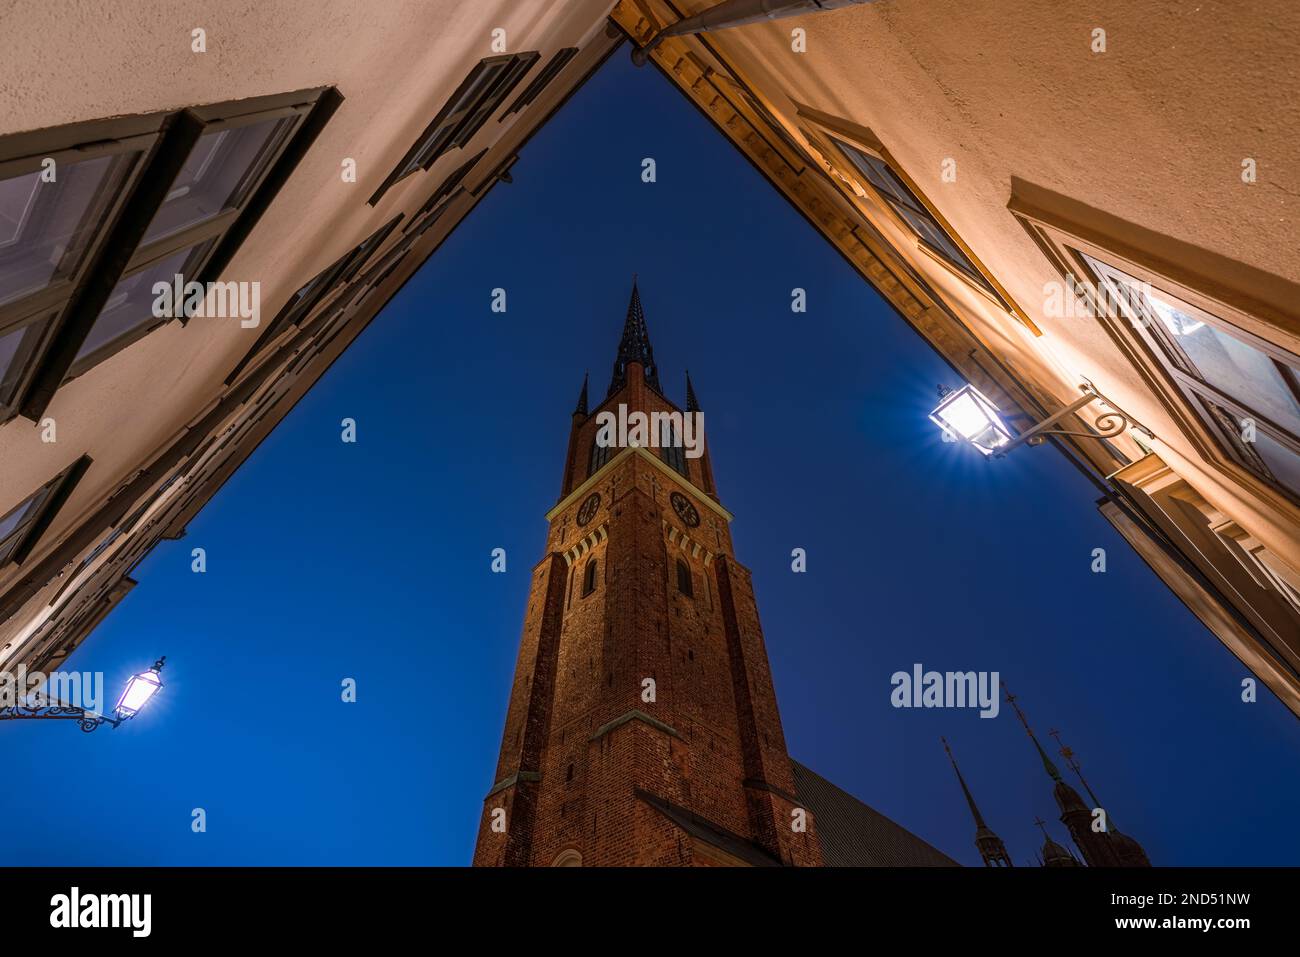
xmin=607 ymin=278 xmax=661 ymax=397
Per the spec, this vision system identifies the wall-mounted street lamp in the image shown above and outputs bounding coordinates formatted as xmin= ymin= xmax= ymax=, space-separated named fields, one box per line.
xmin=630 ymin=0 xmax=880 ymax=66
xmin=0 ymin=656 xmax=165 ymax=733
xmin=931 ymin=383 xmax=1142 ymax=457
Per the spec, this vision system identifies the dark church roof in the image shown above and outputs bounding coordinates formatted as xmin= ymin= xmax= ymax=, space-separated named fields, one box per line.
xmin=792 ymin=761 xmax=959 ymax=867
xmin=636 ymin=765 xmax=958 ymax=867
xmin=635 ymin=788 xmax=782 ymax=867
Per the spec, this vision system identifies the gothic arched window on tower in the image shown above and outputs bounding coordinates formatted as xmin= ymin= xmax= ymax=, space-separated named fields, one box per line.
xmin=589 ymin=436 xmax=611 ymax=476
xmin=660 ymin=422 xmax=689 ymax=478
xmin=582 ymin=558 xmax=598 ymax=596
xmin=676 ymin=559 xmax=693 ymax=597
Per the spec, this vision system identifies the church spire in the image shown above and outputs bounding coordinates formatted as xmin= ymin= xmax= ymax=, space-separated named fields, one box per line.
xmin=1049 ymin=729 xmax=1152 ymax=866
xmin=607 ymin=277 xmax=661 ymax=397
xmin=942 ymin=737 xmax=1013 ymax=867
xmin=942 ymin=737 xmax=988 ymax=827
xmin=1034 ymin=817 xmax=1082 ymax=867
xmin=685 ymin=370 xmax=700 ymax=412
xmin=1002 ymin=682 xmax=1063 ymax=783
xmin=1049 ymin=729 xmax=1103 ymax=808
xmin=574 ymin=372 xmax=589 ymax=416
xmin=1004 ymin=683 xmax=1125 ymax=867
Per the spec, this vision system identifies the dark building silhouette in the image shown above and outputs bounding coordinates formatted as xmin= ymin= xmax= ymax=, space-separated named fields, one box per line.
xmin=1004 ymin=685 xmax=1151 ymax=868
xmin=943 ymin=737 xmax=1013 ymax=867
xmin=944 ymin=690 xmax=1151 ymax=868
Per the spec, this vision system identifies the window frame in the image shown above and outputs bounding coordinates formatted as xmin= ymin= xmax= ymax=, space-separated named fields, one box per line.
xmin=675 ymin=558 xmax=693 ymax=597
xmin=1009 ymin=178 xmax=1300 ymax=514
xmin=368 ymin=53 xmax=538 ymax=206
xmin=501 ymin=48 xmax=578 ymax=119
xmin=0 ymin=88 xmax=335 ymax=420
xmin=1084 ymin=253 xmax=1300 ymax=504
xmin=829 ymin=135 xmax=1005 ymax=304
xmin=409 ymin=151 xmax=485 ymax=227
xmin=0 ymin=454 xmax=92 ymax=570
xmin=660 ymin=423 xmax=688 ymax=479
xmin=582 ymin=558 xmax=597 ymax=597
xmin=793 ymin=105 xmax=1021 ymax=320
xmin=0 ymin=131 xmax=159 ymax=420
xmin=224 ymin=213 xmax=402 ymax=384
xmin=589 ymin=435 xmax=612 ymax=476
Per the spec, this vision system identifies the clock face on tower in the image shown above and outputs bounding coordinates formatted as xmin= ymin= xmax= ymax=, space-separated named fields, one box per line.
xmin=577 ymin=492 xmax=601 ymax=526
xmin=670 ymin=491 xmax=700 ymax=528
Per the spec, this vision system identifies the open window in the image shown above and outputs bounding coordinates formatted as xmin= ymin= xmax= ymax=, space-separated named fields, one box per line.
xmin=1086 ymin=255 xmax=1300 ymax=503
xmin=368 ymin=53 xmax=538 ymax=206
xmin=793 ymin=105 xmax=1019 ymax=319
xmin=1010 ymin=178 xmax=1300 ymax=511
xmin=828 ymin=136 xmax=1006 ymax=305
xmin=224 ymin=214 xmax=402 ymax=383
xmin=0 ymin=88 xmax=338 ymax=421
xmin=0 ymin=455 xmax=92 ymax=569
xmin=409 ymin=150 xmax=485 ymax=226
xmin=502 ymin=48 xmax=578 ymax=119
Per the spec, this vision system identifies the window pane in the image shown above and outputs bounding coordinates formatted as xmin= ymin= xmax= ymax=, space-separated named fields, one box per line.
xmin=74 ymin=243 xmax=204 ymax=363
xmin=0 ymin=152 xmax=136 ymax=305
xmin=0 ymin=314 xmax=50 ymax=406
xmin=142 ymin=116 xmax=291 ymax=244
xmin=506 ymin=48 xmax=577 ymax=116
xmin=0 ymin=483 xmax=48 ymax=544
xmin=0 ymin=499 xmax=29 ymax=543
xmin=1252 ymin=429 xmax=1300 ymax=498
xmin=834 ymin=138 xmax=986 ymax=283
xmin=895 ymin=205 xmax=970 ymax=267
xmin=834 ymin=140 xmax=920 ymax=213
xmin=0 ymin=323 xmax=26 ymax=392
xmin=1142 ymin=288 xmax=1300 ymax=436
xmin=408 ymin=59 xmax=513 ymax=172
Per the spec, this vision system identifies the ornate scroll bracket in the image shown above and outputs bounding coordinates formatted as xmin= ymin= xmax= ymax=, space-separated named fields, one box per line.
xmin=997 ymin=384 xmax=1151 ymax=457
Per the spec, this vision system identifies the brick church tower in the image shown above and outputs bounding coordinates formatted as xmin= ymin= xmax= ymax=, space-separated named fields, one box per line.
xmin=472 ymin=280 xmax=827 ymax=867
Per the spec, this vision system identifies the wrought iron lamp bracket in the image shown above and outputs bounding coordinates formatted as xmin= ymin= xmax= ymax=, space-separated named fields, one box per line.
xmin=996 ymin=384 xmax=1146 ymax=457
xmin=0 ymin=696 xmax=121 ymax=733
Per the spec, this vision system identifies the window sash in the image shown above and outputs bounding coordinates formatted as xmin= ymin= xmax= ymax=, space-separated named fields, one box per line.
xmin=831 ymin=137 xmax=998 ymax=297
xmin=0 ymin=134 xmax=157 ymax=327
xmin=369 ymin=54 xmax=538 ymax=206
xmin=224 ymin=215 xmax=403 ymax=385
xmin=0 ymin=456 xmax=91 ymax=569
xmin=63 ymin=236 xmax=217 ymax=381
xmin=0 ymin=94 xmax=322 ymax=421
xmin=503 ymin=48 xmax=578 ymax=118
xmin=1082 ymin=252 xmax=1300 ymax=504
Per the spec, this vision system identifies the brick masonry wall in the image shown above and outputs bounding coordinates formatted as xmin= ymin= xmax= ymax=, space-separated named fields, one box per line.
xmin=475 ymin=364 xmax=820 ymax=866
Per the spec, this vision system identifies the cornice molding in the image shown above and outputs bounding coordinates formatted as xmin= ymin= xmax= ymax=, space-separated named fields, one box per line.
xmin=546 ymin=446 xmax=733 ymax=524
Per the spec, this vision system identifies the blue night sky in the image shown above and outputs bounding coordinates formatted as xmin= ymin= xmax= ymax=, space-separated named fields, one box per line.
xmin=6 ymin=53 xmax=1298 ymax=867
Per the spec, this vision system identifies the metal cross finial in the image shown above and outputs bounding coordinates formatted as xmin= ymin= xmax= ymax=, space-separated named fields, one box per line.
xmin=1049 ymin=727 xmax=1076 ymax=763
